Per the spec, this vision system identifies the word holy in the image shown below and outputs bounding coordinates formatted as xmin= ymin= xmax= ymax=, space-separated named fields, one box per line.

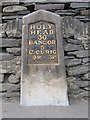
xmin=29 ymin=23 xmax=54 ymax=35
xmin=30 ymin=24 xmax=53 ymax=29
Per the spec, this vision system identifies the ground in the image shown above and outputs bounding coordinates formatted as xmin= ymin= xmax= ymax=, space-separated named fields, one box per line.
xmin=0 ymin=98 xmax=89 ymax=119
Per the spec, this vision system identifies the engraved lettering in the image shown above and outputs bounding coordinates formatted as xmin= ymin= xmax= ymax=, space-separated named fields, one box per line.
xmin=37 ymin=25 xmax=42 ymax=29
xmin=36 ymin=50 xmax=40 ymax=54
xmin=37 ymin=56 xmax=41 ymax=60
xmin=29 ymin=50 xmax=33 ymax=54
xmin=52 ymin=40 xmax=56 ymax=44
xmin=37 ymin=30 xmax=41 ymax=34
xmin=32 ymin=55 xmax=37 ymax=60
xmin=49 ymin=30 xmax=54 ymax=34
xmin=38 ymin=35 xmax=46 ymax=40
xmin=30 ymin=25 xmax=35 ymax=29
xmin=48 ymin=24 xmax=53 ymax=29
xmin=28 ymin=22 xmax=58 ymax=64
xmin=43 ymin=30 xmax=49 ymax=35
xmin=30 ymin=30 xmax=36 ymax=34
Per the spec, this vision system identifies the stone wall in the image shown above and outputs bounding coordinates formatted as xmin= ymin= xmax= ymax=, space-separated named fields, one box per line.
xmin=0 ymin=1 xmax=89 ymax=101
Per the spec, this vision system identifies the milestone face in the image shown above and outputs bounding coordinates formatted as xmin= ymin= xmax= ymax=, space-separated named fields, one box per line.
xmin=28 ymin=21 xmax=58 ymax=64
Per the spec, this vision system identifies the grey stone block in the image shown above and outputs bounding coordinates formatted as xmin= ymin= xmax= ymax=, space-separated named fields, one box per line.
xmin=17 ymin=10 xmax=30 ymax=15
xmin=81 ymin=9 xmax=90 ymax=16
xmin=6 ymin=19 xmax=22 ymax=38
xmin=75 ymin=16 xmax=86 ymax=20
xmin=65 ymin=59 xmax=81 ymax=67
xmin=75 ymin=36 xmax=89 ymax=43
xmin=67 ymin=77 xmax=79 ymax=90
xmin=67 ymin=50 xmax=90 ymax=58
xmin=83 ymin=43 xmax=90 ymax=50
xmin=67 ymin=65 xmax=89 ymax=76
xmin=81 ymin=72 xmax=90 ymax=81
xmin=58 ymin=12 xmax=76 ymax=16
xmin=66 ymin=39 xmax=82 ymax=45
xmin=21 ymin=9 xmax=69 ymax=106
xmin=0 ymin=59 xmax=21 ymax=74
xmin=85 ymin=63 xmax=90 ymax=66
xmin=83 ymin=58 xmax=90 ymax=63
xmin=77 ymin=18 xmax=90 ymax=22
xmin=71 ymin=90 xmax=88 ymax=100
xmin=6 ymin=48 xmax=21 ymax=56
xmin=83 ymin=87 xmax=90 ymax=91
xmin=15 ymin=56 xmax=21 ymax=65
xmin=0 ymin=64 xmax=20 ymax=74
xmin=67 ymin=77 xmax=77 ymax=84
xmin=64 ymin=44 xmax=82 ymax=52
xmin=1 ymin=92 xmax=20 ymax=98
xmin=0 ymin=53 xmax=14 ymax=61
xmin=79 ymin=90 xmax=88 ymax=98
xmin=2 ymin=16 xmax=23 ymax=20
xmin=65 ymin=56 xmax=75 ymax=60
xmin=35 ymin=4 xmax=64 ymax=10
xmin=8 ymin=72 xmax=20 ymax=84
xmin=0 ymin=83 xmax=20 ymax=92
xmin=63 ymin=34 xmax=73 ymax=39
xmin=1 ymin=1 xmax=19 ymax=6
xmin=3 ymin=5 xmax=27 ymax=13
xmin=0 ymin=74 xmax=4 ymax=83
xmin=56 ymin=10 xmax=76 ymax=14
xmin=0 ymin=38 xmax=21 ymax=47
xmin=0 ymin=69 xmax=13 ymax=74
xmin=0 ymin=56 xmax=21 ymax=68
xmin=76 ymin=80 xmax=88 ymax=88
xmin=68 ymin=50 xmax=90 ymax=58
xmin=70 ymin=3 xmax=89 ymax=9
xmin=0 ymin=23 xmax=7 ymax=38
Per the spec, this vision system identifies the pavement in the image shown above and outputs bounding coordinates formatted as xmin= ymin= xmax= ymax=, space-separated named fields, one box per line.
xmin=0 ymin=98 xmax=89 ymax=119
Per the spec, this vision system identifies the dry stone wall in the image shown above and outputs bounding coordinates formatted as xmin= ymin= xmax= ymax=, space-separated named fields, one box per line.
xmin=0 ymin=1 xmax=89 ymax=101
